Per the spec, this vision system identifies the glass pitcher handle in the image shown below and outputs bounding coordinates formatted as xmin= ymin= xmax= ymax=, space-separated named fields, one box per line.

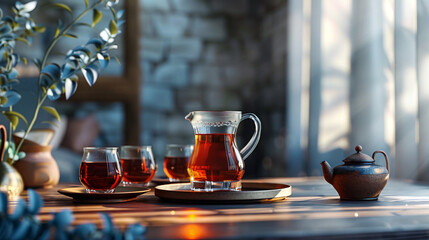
xmin=239 ymin=113 xmax=261 ymax=160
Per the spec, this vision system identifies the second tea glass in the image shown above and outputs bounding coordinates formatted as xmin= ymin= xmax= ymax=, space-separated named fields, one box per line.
xmin=163 ymin=144 xmax=193 ymax=182
xmin=79 ymin=147 xmax=122 ymax=193
xmin=120 ymin=146 xmax=157 ymax=185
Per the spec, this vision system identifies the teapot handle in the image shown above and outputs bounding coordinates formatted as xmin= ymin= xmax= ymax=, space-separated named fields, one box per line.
xmin=239 ymin=113 xmax=261 ymax=160
xmin=372 ymin=150 xmax=389 ymax=171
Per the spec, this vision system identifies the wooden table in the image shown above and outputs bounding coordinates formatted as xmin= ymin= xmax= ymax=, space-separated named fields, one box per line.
xmin=29 ymin=178 xmax=429 ymax=239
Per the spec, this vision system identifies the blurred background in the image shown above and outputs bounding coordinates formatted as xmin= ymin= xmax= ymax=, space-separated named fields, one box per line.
xmin=1 ymin=0 xmax=427 ymax=183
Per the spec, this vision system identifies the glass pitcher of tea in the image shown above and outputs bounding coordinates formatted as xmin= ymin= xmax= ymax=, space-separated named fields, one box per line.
xmin=185 ymin=111 xmax=261 ymax=191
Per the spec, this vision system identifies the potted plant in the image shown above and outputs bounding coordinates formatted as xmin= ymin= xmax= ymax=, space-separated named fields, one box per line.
xmin=0 ymin=0 xmax=123 ymax=195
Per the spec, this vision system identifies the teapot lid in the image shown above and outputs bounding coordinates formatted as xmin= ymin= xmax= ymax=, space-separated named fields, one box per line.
xmin=343 ymin=145 xmax=374 ymax=164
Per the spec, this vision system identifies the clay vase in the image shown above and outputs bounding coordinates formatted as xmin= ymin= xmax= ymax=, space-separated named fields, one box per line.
xmin=13 ymin=143 xmax=59 ymax=188
xmin=0 ymin=125 xmax=24 ymax=200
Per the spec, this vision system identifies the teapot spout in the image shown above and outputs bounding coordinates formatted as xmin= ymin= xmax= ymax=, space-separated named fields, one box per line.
xmin=320 ymin=161 xmax=333 ymax=184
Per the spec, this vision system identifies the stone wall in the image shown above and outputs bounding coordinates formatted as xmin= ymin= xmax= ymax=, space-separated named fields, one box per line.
xmin=0 ymin=0 xmax=289 ymax=178
xmin=140 ymin=0 xmax=288 ymax=177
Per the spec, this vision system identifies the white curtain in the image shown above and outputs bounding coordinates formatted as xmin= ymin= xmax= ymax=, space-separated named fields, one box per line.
xmin=286 ymin=0 xmax=428 ymax=180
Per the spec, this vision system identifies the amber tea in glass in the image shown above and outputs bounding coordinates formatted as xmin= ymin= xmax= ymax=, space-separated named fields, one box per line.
xmin=120 ymin=146 xmax=156 ymax=185
xmin=163 ymin=144 xmax=193 ymax=181
xmin=188 ymin=134 xmax=244 ymax=183
xmin=79 ymin=147 xmax=122 ymax=193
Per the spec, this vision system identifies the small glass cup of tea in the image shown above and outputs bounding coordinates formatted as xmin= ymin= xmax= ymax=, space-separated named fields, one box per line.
xmin=79 ymin=147 xmax=122 ymax=193
xmin=120 ymin=146 xmax=157 ymax=185
xmin=163 ymin=144 xmax=194 ymax=182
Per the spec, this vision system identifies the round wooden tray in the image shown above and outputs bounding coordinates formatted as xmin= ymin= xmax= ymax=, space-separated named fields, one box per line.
xmin=154 ymin=182 xmax=292 ymax=203
xmin=58 ymin=186 xmax=150 ymax=203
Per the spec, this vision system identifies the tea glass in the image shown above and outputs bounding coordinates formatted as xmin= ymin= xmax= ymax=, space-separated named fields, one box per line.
xmin=79 ymin=147 xmax=122 ymax=193
xmin=120 ymin=146 xmax=157 ymax=185
xmin=163 ymin=144 xmax=194 ymax=182
xmin=185 ymin=111 xmax=261 ymax=191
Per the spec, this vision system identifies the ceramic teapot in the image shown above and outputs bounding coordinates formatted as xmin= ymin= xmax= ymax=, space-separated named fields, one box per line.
xmin=320 ymin=145 xmax=389 ymax=201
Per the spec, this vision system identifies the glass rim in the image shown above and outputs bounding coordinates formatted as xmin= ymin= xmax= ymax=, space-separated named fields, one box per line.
xmin=166 ymin=144 xmax=194 ymax=148
xmin=121 ymin=145 xmax=152 ymax=150
xmin=83 ymin=147 xmax=118 ymax=151
xmin=190 ymin=110 xmax=242 ymax=114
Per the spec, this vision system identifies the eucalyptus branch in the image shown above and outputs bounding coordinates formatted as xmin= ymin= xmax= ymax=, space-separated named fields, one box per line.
xmin=0 ymin=189 xmax=147 ymax=239
xmin=9 ymin=94 xmax=47 ymax=164
xmin=1 ymin=0 xmax=123 ymax=164
xmin=14 ymin=0 xmax=106 ymax=162
xmin=37 ymin=0 xmax=104 ymax=100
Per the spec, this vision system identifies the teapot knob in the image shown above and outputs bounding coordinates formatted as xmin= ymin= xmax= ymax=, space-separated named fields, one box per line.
xmin=355 ymin=145 xmax=363 ymax=153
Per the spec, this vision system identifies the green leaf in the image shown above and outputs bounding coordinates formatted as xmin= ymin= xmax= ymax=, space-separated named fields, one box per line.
xmin=16 ymin=37 xmax=30 ymax=46
xmin=53 ymin=210 xmax=74 ymax=228
xmin=75 ymin=22 xmax=92 ymax=28
xmin=114 ymin=56 xmax=121 ymax=65
xmin=34 ymin=26 xmax=46 ymax=33
xmin=92 ymin=9 xmax=102 ymax=28
xmin=11 ymin=8 xmax=18 ymax=16
xmin=109 ymin=6 xmax=117 ymax=22
xmin=54 ymin=19 xmax=62 ymax=38
xmin=18 ymin=152 xmax=25 ymax=159
xmin=4 ymin=111 xmax=28 ymax=125
xmin=42 ymin=106 xmax=61 ymax=122
xmin=8 ymin=79 xmax=20 ymax=85
xmin=4 ymin=113 xmax=18 ymax=130
xmin=84 ymin=0 xmax=89 ymax=7
xmin=21 ymin=57 xmax=27 ymax=65
xmin=81 ymin=65 xmax=99 ymax=86
xmin=72 ymin=46 xmax=91 ymax=57
xmin=54 ymin=26 xmax=60 ymax=38
xmin=41 ymin=121 xmax=58 ymax=128
xmin=10 ymin=198 xmax=26 ymax=220
xmin=21 ymin=1 xmax=37 ymax=13
xmin=33 ymin=58 xmax=41 ymax=70
xmin=52 ymin=3 xmax=72 ymax=14
xmin=11 ymin=21 xmax=19 ymax=30
xmin=64 ymin=34 xmax=78 ymax=39
xmin=28 ymin=189 xmax=42 ymax=215
xmin=109 ymin=20 xmax=118 ymax=35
